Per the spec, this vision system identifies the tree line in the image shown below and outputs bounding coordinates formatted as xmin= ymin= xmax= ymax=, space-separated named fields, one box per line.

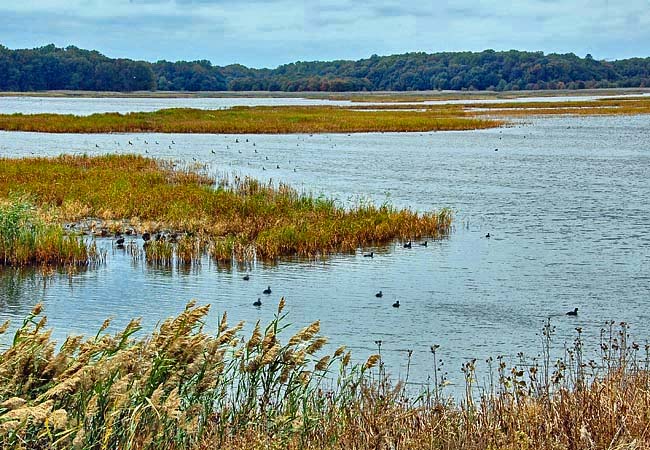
xmin=1 ymin=44 xmax=649 ymax=92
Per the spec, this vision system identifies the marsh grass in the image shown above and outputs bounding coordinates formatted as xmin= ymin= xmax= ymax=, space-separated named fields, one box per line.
xmin=0 ymin=155 xmax=453 ymax=262
xmin=0 ymin=106 xmax=503 ymax=134
xmin=1 ymin=304 xmax=649 ymax=449
xmin=0 ymin=196 xmax=100 ymax=267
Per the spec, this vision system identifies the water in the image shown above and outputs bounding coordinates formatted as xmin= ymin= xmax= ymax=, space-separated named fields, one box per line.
xmin=1 ymin=92 xmax=645 ymax=116
xmin=0 ymin=100 xmax=649 ymax=391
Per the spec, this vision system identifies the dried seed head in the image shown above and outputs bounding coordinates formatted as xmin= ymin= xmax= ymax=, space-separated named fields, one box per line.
xmin=315 ymin=355 xmax=330 ymax=371
xmin=334 ymin=346 xmax=346 ymax=358
xmin=306 ymin=337 xmax=328 ymax=355
xmin=364 ymin=354 xmax=381 ymax=370
xmin=246 ymin=321 xmax=262 ymax=352
xmin=0 ymin=320 xmax=9 ymax=335
xmin=278 ymin=297 xmax=286 ymax=314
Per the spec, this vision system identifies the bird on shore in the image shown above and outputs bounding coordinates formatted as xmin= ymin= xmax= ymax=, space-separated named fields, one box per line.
xmin=375 ymin=291 xmax=383 ymax=298
xmin=566 ymin=308 xmax=578 ymax=316
xmin=392 ymin=300 xmax=400 ymax=308
xmin=363 ymin=252 xmax=374 ymax=258
xmin=253 ymin=298 xmax=262 ymax=307
xmin=142 ymin=232 xmax=151 ymax=242
xmin=263 ymin=286 xmax=272 ymax=295
xmin=243 ymin=274 xmax=250 ymax=281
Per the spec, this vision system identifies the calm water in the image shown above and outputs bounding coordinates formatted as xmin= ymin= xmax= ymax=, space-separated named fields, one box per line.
xmin=0 ymin=100 xmax=649 ymax=390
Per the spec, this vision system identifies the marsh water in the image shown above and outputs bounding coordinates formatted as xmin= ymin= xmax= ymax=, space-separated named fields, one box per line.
xmin=0 ymin=96 xmax=649 ymax=391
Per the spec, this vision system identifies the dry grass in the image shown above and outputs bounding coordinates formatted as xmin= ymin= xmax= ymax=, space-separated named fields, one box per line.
xmin=0 ymin=106 xmax=503 ymax=134
xmin=0 ymin=196 xmax=101 ymax=267
xmin=472 ymin=97 xmax=650 ymax=116
xmin=0 ymin=305 xmax=648 ymax=449
xmin=0 ymin=155 xmax=452 ymax=263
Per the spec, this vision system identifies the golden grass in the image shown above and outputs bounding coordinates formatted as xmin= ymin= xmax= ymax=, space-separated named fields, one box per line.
xmin=472 ymin=97 xmax=650 ymax=116
xmin=0 ymin=196 xmax=101 ymax=267
xmin=0 ymin=155 xmax=452 ymax=263
xmin=1 ymin=305 xmax=648 ymax=449
xmin=0 ymin=106 xmax=503 ymax=134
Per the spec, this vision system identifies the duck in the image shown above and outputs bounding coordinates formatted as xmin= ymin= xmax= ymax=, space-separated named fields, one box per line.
xmin=243 ymin=274 xmax=250 ymax=281
xmin=142 ymin=232 xmax=151 ymax=242
xmin=392 ymin=300 xmax=400 ymax=308
xmin=420 ymin=241 xmax=428 ymax=247
xmin=363 ymin=252 xmax=374 ymax=258
xmin=485 ymin=233 xmax=491 ymax=238
xmin=262 ymin=286 xmax=272 ymax=295
xmin=403 ymin=241 xmax=412 ymax=249
xmin=375 ymin=291 xmax=383 ymax=298
xmin=253 ymin=298 xmax=262 ymax=307
xmin=566 ymin=308 xmax=578 ymax=316
xmin=115 ymin=237 xmax=125 ymax=246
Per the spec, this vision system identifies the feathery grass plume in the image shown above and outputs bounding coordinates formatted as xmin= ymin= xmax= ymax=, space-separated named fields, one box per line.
xmin=363 ymin=354 xmax=381 ymax=370
xmin=289 ymin=321 xmax=320 ymax=347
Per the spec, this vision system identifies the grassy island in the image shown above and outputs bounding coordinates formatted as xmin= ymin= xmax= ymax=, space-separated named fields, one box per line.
xmin=0 ymin=154 xmax=451 ymax=265
xmin=0 ymin=105 xmax=503 ymax=134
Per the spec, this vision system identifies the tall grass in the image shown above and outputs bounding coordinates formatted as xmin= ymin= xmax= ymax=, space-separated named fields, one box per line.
xmin=0 ymin=196 xmax=100 ymax=267
xmin=0 ymin=106 xmax=504 ymax=134
xmin=0 ymin=155 xmax=453 ymax=262
xmin=1 ymin=304 xmax=649 ymax=449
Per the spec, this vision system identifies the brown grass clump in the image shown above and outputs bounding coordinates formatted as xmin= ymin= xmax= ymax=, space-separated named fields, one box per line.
xmin=0 ymin=154 xmax=452 ymax=263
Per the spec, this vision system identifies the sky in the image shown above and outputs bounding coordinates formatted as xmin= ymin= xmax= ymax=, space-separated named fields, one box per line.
xmin=0 ymin=0 xmax=649 ymax=68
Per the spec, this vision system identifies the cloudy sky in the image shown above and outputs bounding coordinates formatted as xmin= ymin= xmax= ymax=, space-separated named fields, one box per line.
xmin=1 ymin=0 xmax=649 ymax=67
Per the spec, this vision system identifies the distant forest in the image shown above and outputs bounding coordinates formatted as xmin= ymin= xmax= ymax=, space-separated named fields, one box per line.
xmin=1 ymin=44 xmax=650 ymax=92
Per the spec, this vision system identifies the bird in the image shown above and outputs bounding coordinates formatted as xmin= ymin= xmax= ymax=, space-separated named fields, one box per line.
xmin=115 ymin=237 xmax=125 ymax=246
xmin=211 ymin=149 xmax=216 ymax=154
xmin=243 ymin=274 xmax=250 ymax=281
xmin=392 ymin=300 xmax=400 ymax=308
xmin=403 ymin=241 xmax=412 ymax=249
xmin=128 ymin=141 xmax=133 ymax=146
xmin=363 ymin=252 xmax=374 ymax=258
xmin=276 ymin=164 xmax=280 ymax=169
xmin=566 ymin=308 xmax=578 ymax=316
xmin=253 ymin=298 xmax=262 ymax=307
xmin=142 ymin=232 xmax=151 ymax=242
xmin=375 ymin=291 xmax=383 ymax=298
xmin=262 ymin=286 xmax=272 ymax=295
xmin=485 ymin=233 xmax=491 ymax=238
xmin=420 ymin=241 xmax=428 ymax=247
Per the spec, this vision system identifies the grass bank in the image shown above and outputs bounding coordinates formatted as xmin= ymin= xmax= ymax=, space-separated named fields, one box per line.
xmin=0 ymin=197 xmax=100 ymax=267
xmin=0 ymin=303 xmax=648 ymax=449
xmin=0 ymin=155 xmax=452 ymax=262
xmin=0 ymin=106 xmax=503 ymax=134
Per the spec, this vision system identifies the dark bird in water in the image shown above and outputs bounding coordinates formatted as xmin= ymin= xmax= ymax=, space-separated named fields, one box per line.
xmin=420 ymin=241 xmax=428 ymax=247
xmin=142 ymin=232 xmax=151 ymax=242
xmin=566 ymin=308 xmax=578 ymax=316
xmin=403 ymin=241 xmax=412 ymax=249
xmin=115 ymin=237 xmax=125 ymax=246
xmin=211 ymin=149 xmax=216 ymax=154
xmin=172 ymin=140 xmax=175 ymax=144
xmin=485 ymin=233 xmax=491 ymax=238
xmin=128 ymin=141 xmax=133 ymax=145
xmin=246 ymin=138 xmax=249 ymax=143
xmin=265 ymin=156 xmax=269 ymax=160
xmin=263 ymin=286 xmax=272 ymax=295
xmin=276 ymin=164 xmax=280 ymax=169
xmin=495 ymin=148 xmax=499 ymax=151
xmin=262 ymin=166 xmax=266 ymax=171
xmin=253 ymin=298 xmax=262 ymax=307
xmin=243 ymin=274 xmax=250 ymax=281
xmin=235 ymin=139 xmax=239 ymax=143
xmin=95 ymin=144 xmax=99 ymax=148
xmin=392 ymin=300 xmax=400 ymax=308
xmin=375 ymin=291 xmax=383 ymax=298
xmin=363 ymin=252 xmax=374 ymax=258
